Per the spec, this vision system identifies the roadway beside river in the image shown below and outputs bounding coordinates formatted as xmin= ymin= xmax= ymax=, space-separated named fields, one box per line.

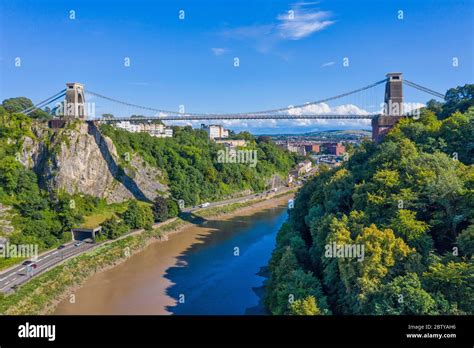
xmin=0 ymin=188 xmax=295 ymax=315
xmin=0 ymin=186 xmax=294 ymax=294
xmin=54 ymin=194 xmax=291 ymax=314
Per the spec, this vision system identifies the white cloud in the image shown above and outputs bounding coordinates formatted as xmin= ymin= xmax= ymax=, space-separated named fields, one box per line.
xmin=321 ymin=61 xmax=335 ymax=67
xmin=220 ymin=2 xmax=335 ymax=52
xmin=286 ymin=102 xmax=369 ymax=116
xmin=277 ymin=9 xmax=335 ymax=40
xmin=211 ymin=47 xmax=228 ymax=56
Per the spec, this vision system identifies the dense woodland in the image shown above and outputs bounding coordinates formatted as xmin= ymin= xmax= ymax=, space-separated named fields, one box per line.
xmin=265 ymin=85 xmax=474 ymax=315
xmin=0 ymin=101 xmax=297 ymax=260
xmin=100 ymin=124 xmax=298 ymax=205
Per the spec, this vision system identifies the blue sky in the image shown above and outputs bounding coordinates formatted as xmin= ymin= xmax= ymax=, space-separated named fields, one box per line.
xmin=0 ymin=0 xmax=473 ymax=133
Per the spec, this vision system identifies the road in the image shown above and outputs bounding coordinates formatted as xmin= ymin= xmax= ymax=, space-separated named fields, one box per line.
xmin=0 ymin=185 xmax=296 ymax=294
xmin=182 ymin=186 xmax=293 ymax=213
xmin=0 ymin=242 xmax=94 ymax=293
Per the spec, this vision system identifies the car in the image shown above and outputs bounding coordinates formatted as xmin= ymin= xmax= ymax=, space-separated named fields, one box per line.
xmin=74 ymin=241 xmax=84 ymax=247
xmin=200 ymin=202 xmax=210 ymax=208
xmin=22 ymin=260 xmax=33 ymax=266
xmin=57 ymin=244 xmax=66 ymax=250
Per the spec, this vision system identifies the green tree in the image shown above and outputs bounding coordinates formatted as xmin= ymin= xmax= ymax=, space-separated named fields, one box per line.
xmin=122 ymin=200 xmax=154 ymax=230
xmin=2 ymin=97 xmax=33 ymax=113
xmin=441 ymin=84 xmax=474 ymax=119
xmin=152 ymin=196 xmax=168 ymax=222
xmin=166 ymin=199 xmax=179 ymax=218
xmin=456 ymin=225 xmax=474 ymax=257
xmin=390 ymin=209 xmax=433 ymax=256
xmin=289 ymin=296 xmax=321 ymax=315
xmin=101 ymin=218 xmax=129 ymax=239
xmin=368 ymin=273 xmax=437 ymax=315
xmin=422 ymin=261 xmax=474 ymax=314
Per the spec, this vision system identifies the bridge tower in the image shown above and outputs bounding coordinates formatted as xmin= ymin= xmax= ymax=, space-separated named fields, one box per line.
xmin=372 ymin=73 xmax=405 ymax=143
xmin=64 ymin=82 xmax=87 ymax=119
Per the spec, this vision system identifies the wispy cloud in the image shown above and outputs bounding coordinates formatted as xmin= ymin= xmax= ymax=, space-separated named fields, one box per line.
xmin=221 ymin=2 xmax=335 ymax=52
xmin=277 ymin=8 xmax=335 ymax=40
xmin=211 ymin=47 xmax=228 ymax=56
xmin=321 ymin=61 xmax=335 ymax=67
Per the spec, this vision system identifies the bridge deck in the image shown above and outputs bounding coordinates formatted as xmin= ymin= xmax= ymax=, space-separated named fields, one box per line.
xmin=92 ymin=114 xmax=379 ymax=122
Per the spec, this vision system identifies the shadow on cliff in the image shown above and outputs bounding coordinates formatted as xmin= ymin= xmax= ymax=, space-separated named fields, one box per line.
xmin=87 ymin=121 xmax=151 ymax=202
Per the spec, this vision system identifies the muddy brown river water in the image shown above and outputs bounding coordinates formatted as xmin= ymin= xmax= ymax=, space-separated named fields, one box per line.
xmin=54 ymin=200 xmax=289 ymax=315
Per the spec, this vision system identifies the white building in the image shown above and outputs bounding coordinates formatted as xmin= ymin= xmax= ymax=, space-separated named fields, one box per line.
xmin=297 ymin=160 xmax=312 ymax=175
xmin=115 ymin=121 xmax=173 ymax=138
xmin=201 ymin=124 xmax=229 ymax=140
xmin=153 ymin=127 xmax=174 ymax=138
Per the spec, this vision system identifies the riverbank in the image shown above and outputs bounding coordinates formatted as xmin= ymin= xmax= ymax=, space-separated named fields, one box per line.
xmin=0 ymin=191 xmax=294 ymax=315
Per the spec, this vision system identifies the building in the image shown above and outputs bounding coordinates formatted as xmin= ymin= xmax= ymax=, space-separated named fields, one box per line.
xmin=288 ymin=160 xmax=313 ymax=184
xmin=303 ymin=144 xmax=320 ymax=154
xmin=201 ymin=124 xmax=229 ymax=139
xmin=322 ymin=142 xmax=346 ymax=156
xmin=115 ymin=121 xmax=173 ymax=138
xmin=297 ymin=160 xmax=312 ymax=176
xmin=162 ymin=128 xmax=173 ymax=138
xmin=311 ymin=144 xmax=321 ymax=153
xmin=288 ymin=169 xmax=299 ymax=184
xmin=285 ymin=143 xmax=306 ymax=156
xmin=115 ymin=121 xmax=142 ymax=133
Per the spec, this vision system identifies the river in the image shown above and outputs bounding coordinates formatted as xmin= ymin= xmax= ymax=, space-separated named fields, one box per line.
xmin=54 ymin=199 xmax=288 ymax=315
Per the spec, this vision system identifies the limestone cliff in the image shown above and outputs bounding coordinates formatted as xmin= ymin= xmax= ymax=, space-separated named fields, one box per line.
xmin=21 ymin=121 xmax=167 ymax=203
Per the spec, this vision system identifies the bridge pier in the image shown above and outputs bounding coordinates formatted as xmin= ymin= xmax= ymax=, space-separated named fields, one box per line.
xmin=65 ymin=82 xmax=87 ymax=119
xmin=371 ymin=73 xmax=404 ymax=143
xmin=371 ymin=115 xmax=405 ymax=143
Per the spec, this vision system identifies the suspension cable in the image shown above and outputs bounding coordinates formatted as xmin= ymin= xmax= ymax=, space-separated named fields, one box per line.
xmin=403 ymin=80 xmax=445 ymax=99
xmin=88 ymin=78 xmax=387 ymax=116
xmin=23 ymin=92 xmax=66 ymax=115
xmin=21 ymin=89 xmax=67 ymax=114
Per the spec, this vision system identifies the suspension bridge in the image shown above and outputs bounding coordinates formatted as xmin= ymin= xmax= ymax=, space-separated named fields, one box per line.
xmin=20 ymin=73 xmax=445 ymax=142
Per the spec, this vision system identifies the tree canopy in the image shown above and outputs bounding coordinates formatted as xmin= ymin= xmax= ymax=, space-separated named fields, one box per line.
xmin=266 ymin=86 xmax=474 ymax=315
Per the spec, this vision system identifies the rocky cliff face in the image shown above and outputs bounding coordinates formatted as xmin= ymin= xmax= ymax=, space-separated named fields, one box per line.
xmin=0 ymin=203 xmax=15 ymax=235
xmin=21 ymin=121 xmax=167 ymax=203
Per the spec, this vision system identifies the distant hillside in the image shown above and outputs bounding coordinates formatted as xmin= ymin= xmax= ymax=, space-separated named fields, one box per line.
xmin=267 ymin=129 xmax=372 ymax=140
xmin=303 ymin=129 xmax=371 ymax=137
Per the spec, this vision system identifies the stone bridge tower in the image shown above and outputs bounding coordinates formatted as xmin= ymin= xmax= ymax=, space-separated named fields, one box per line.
xmin=65 ymin=82 xmax=87 ymax=119
xmin=372 ymin=73 xmax=405 ymax=143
